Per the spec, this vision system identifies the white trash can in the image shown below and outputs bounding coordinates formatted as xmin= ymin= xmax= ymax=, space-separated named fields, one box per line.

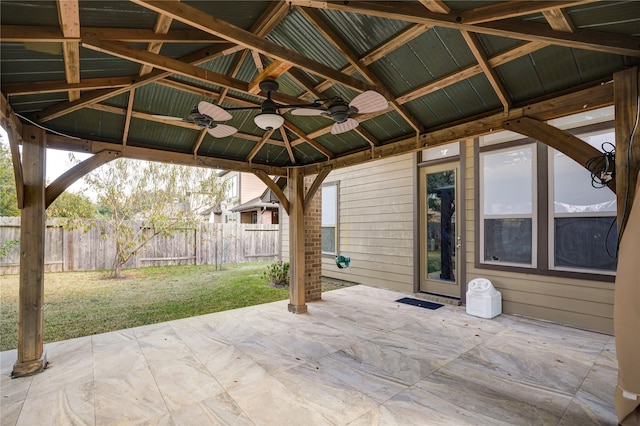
xmin=466 ymin=278 xmax=502 ymax=319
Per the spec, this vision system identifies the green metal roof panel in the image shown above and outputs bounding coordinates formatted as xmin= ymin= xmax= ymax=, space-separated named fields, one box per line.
xmin=0 ymin=1 xmax=59 ymax=26
xmin=9 ymin=94 xmax=67 ymax=116
xmin=359 ymin=111 xmax=414 ymax=141
xmin=315 ymin=9 xmax=411 ymax=57
xmin=48 ymin=109 xmax=125 ymax=141
xmin=127 ymin=118 xmax=195 ymax=153
xmin=0 ymin=44 xmax=66 ymax=84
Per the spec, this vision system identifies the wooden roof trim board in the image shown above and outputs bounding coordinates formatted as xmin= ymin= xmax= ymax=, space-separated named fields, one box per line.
xmin=56 ymin=0 xmax=80 ymax=101
xmin=279 ymin=127 xmax=296 ymax=164
xmin=293 ymin=1 xmax=640 ymax=57
xmin=297 ymin=6 xmax=424 ymax=133
xmin=418 ymin=0 xmax=450 ymax=14
xmin=2 ymin=77 xmax=136 ymax=96
xmin=122 ymin=90 xmax=135 ymax=146
xmin=129 ymin=0 xmax=374 ymax=93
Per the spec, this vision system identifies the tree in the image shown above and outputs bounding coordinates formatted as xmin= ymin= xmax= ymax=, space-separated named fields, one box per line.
xmin=0 ymin=144 xmax=19 ymax=217
xmin=46 ymin=191 xmax=98 ymax=219
xmin=84 ymin=158 xmax=226 ymax=278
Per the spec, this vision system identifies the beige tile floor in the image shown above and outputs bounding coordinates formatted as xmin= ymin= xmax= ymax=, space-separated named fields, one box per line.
xmin=1 ymin=285 xmax=618 ymax=425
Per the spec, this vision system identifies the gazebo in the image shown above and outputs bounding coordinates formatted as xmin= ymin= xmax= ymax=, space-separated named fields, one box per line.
xmin=1 ymin=1 xmax=639 ymax=422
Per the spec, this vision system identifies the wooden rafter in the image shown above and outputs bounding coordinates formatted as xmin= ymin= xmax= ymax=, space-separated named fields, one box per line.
xmin=2 ymin=77 xmax=135 ymax=96
xmin=396 ymin=41 xmax=547 ymax=105
xmin=122 ymin=89 xmax=135 ymax=146
xmin=294 ymin=1 xmax=639 ymax=56
xmin=0 ymin=25 xmax=222 ymax=43
xmin=192 ymin=129 xmax=208 ymax=156
xmin=461 ymin=0 xmax=596 ymax=25
xmin=298 ymin=6 xmax=424 ymax=133
xmin=279 ymin=127 xmax=296 ymax=164
xmin=139 ymin=12 xmax=174 ymax=76
xmin=284 ymin=121 xmax=334 ymax=159
xmin=314 ymin=23 xmax=431 ymax=93
xmin=543 ymin=8 xmax=576 ymax=32
xmin=129 ymin=0 xmax=373 ymax=93
xmin=248 ymin=60 xmax=292 ymax=94
xmin=460 ymin=31 xmax=511 ymax=111
xmin=418 ymin=0 xmax=450 ymax=14
xmin=247 ymin=129 xmax=276 ymax=163
xmin=35 ymin=43 xmax=242 ymax=122
xmin=56 ymin=0 xmax=80 ymax=101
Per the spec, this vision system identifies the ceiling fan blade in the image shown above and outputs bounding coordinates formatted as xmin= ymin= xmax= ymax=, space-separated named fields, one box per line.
xmin=291 ymin=108 xmax=327 ymax=117
xmin=151 ymin=114 xmax=185 ymax=121
xmin=198 ymin=101 xmax=233 ymax=121
xmin=207 ymin=124 xmax=237 ymax=138
xmin=349 ymin=90 xmax=388 ymax=114
xmin=331 ymin=118 xmax=359 ymax=135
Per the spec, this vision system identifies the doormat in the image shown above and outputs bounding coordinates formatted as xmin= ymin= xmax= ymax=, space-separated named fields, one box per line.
xmin=395 ymin=297 xmax=443 ymax=310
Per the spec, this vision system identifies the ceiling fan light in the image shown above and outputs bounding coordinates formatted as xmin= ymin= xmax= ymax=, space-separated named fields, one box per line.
xmin=254 ymin=112 xmax=284 ymax=130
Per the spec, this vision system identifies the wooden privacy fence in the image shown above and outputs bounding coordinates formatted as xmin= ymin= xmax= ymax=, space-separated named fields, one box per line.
xmin=0 ymin=217 xmax=280 ymax=274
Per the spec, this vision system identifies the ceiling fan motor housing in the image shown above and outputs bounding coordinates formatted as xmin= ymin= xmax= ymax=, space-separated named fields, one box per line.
xmin=328 ymin=102 xmax=352 ymax=123
xmin=189 ymin=107 xmax=214 ymax=128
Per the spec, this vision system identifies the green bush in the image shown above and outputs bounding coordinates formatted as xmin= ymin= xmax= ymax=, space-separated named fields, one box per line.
xmin=262 ymin=260 xmax=289 ymax=287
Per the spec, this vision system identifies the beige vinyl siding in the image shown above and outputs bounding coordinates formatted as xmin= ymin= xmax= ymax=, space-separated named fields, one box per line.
xmin=464 ymin=139 xmax=614 ymax=334
xmin=240 ymin=173 xmax=270 ymax=204
xmin=322 ymin=154 xmax=415 ymax=293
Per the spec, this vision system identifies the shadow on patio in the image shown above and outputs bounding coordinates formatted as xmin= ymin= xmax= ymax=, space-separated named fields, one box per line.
xmin=1 ymin=285 xmax=617 ymax=425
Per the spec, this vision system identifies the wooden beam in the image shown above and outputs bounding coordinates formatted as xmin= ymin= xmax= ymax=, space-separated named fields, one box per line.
xmin=248 ymin=61 xmax=292 ymax=94
xmin=296 ymin=1 xmax=639 ymax=56
xmin=45 ymin=150 xmax=120 ymax=208
xmin=284 ymin=120 xmax=334 ymax=159
xmin=129 ymin=0 xmax=373 ymax=93
xmin=122 ymin=89 xmax=135 ymax=145
xmin=0 ymin=25 xmax=222 ymax=43
xmin=253 ymin=169 xmax=290 ymax=215
xmin=287 ymin=167 xmax=307 ymax=313
xmin=503 ymin=116 xmax=615 ymax=193
xmin=614 ymin=66 xmax=640 ymax=240
xmin=543 ymin=8 xmax=576 ymax=33
xmin=45 ymin=134 xmax=288 ymax=176
xmin=418 ymin=0 xmax=450 ymax=14
xmin=35 ymin=43 xmax=241 ymax=122
xmin=303 ymin=166 xmax=331 ymax=213
xmin=11 ymin=125 xmax=47 ymax=378
xmin=247 ymin=129 xmax=276 ymax=162
xmin=396 ymin=41 xmax=547 ymax=105
xmin=192 ymin=129 xmax=207 ymax=155
xmin=1 ymin=95 xmax=24 ymax=209
xmin=298 ymin=6 xmax=423 ymax=133
xmin=139 ymin=12 xmax=174 ymax=76
xmin=57 ymin=0 xmax=81 ymax=101
xmin=461 ymin=0 xmax=596 ymax=25
xmin=280 ymin=127 xmax=296 ymax=164
xmin=460 ymin=31 xmax=511 ymax=111
xmin=302 ymin=81 xmax=614 ymax=175
xmin=2 ymin=77 xmax=135 ymax=96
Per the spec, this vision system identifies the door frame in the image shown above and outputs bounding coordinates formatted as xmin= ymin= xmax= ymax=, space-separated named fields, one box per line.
xmin=414 ymin=143 xmax=467 ymax=303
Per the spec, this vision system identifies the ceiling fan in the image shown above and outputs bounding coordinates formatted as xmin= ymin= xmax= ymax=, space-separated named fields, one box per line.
xmin=152 ymin=102 xmax=238 ymax=138
xmin=291 ymin=90 xmax=388 ymax=135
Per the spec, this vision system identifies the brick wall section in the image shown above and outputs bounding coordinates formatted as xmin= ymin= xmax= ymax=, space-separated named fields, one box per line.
xmin=304 ymin=176 xmax=322 ymax=301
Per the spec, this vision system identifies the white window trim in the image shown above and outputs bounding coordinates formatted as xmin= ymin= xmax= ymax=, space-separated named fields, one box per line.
xmin=479 ymin=144 xmax=538 ymax=268
xmin=321 ymin=181 xmax=339 ymax=256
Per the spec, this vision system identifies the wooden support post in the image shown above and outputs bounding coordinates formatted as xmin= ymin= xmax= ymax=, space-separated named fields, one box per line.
xmin=614 ymin=66 xmax=640 ymax=240
xmin=12 ymin=125 xmax=48 ymax=378
xmin=288 ymin=168 xmax=307 ymax=314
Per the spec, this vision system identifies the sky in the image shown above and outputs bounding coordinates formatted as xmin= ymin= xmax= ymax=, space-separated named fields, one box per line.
xmin=0 ymin=125 xmax=92 ymax=194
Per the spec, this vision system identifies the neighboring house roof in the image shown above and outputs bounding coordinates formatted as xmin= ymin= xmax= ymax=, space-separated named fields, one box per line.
xmin=260 ymin=177 xmax=287 ymax=204
xmin=230 ymin=196 xmax=278 ymax=213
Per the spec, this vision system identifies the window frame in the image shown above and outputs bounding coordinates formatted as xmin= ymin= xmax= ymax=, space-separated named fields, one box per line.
xmin=321 ymin=181 xmax=339 ymax=256
xmin=479 ymin=143 xmax=538 ymax=268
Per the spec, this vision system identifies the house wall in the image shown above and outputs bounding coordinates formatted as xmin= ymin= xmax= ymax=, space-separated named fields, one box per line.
xmin=240 ymin=173 xmax=269 ymax=204
xmin=463 ymin=139 xmax=615 ymax=334
xmin=320 ymin=154 xmax=415 ymax=293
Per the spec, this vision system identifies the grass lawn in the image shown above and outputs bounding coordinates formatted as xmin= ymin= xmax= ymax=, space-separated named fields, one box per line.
xmin=0 ymin=262 xmax=350 ymax=352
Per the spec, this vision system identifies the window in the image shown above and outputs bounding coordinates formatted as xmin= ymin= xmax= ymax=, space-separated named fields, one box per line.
xmin=251 ymin=211 xmax=258 ymax=224
xmin=478 ymin=109 xmax=617 ymax=276
xmin=226 ymin=175 xmax=238 ymax=200
xmin=550 ymin=128 xmax=617 ymax=273
xmin=480 ymin=144 xmax=536 ymax=266
xmin=321 ymin=183 xmax=338 ymax=254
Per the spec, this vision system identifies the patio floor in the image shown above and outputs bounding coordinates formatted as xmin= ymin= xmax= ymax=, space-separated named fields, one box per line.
xmin=1 ymin=285 xmax=617 ymax=425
